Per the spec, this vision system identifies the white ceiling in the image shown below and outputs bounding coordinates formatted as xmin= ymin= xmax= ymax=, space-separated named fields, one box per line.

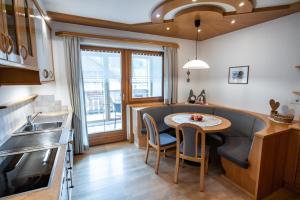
xmin=41 ymin=0 xmax=300 ymax=24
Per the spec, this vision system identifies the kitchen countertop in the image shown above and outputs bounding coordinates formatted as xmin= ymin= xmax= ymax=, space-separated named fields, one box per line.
xmin=2 ymin=111 xmax=73 ymax=200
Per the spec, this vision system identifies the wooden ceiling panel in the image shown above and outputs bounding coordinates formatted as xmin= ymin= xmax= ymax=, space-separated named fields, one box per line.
xmin=48 ymin=1 xmax=300 ymax=41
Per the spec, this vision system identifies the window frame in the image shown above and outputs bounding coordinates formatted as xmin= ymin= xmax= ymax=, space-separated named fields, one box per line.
xmin=127 ymin=49 xmax=164 ymax=104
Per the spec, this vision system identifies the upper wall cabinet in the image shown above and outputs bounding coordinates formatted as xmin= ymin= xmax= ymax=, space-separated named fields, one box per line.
xmin=15 ymin=0 xmax=37 ymax=67
xmin=0 ymin=0 xmax=54 ymax=85
xmin=32 ymin=1 xmax=55 ymax=82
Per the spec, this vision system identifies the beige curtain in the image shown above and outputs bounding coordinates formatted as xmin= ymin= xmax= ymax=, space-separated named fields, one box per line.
xmin=64 ymin=36 xmax=89 ymax=154
xmin=163 ymin=46 xmax=178 ymax=104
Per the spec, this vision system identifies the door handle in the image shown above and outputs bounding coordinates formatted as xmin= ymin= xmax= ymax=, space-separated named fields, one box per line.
xmin=20 ymin=44 xmax=28 ymax=59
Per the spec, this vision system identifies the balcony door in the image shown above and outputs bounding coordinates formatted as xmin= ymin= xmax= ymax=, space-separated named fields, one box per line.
xmin=81 ymin=46 xmax=126 ymax=145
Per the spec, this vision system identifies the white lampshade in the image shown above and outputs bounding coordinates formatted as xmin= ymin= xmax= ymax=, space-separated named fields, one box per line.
xmin=183 ymin=59 xmax=210 ymax=69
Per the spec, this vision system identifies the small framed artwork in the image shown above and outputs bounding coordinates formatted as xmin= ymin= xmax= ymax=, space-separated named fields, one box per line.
xmin=228 ymin=66 xmax=249 ymax=84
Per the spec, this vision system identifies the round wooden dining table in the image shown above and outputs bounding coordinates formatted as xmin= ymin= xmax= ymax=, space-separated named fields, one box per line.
xmin=164 ymin=112 xmax=231 ymax=133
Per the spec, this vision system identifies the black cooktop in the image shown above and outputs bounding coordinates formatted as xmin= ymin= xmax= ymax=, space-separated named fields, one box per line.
xmin=0 ymin=148 xmax=58 ymax=198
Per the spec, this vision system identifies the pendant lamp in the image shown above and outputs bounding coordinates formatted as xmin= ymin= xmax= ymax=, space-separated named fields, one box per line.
xmin=183 ymin=19 xmax=210 ymax=82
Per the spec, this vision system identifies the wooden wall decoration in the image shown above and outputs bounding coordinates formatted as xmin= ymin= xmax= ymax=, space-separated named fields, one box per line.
xmin=48 ymin=1 xmax=300 ymax=41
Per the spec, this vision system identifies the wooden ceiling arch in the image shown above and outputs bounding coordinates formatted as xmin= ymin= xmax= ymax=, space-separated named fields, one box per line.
xmin=151 ymin=0 xmax=253 ymax=23
xmin=49 ymin=1 xmax=300 ymax=41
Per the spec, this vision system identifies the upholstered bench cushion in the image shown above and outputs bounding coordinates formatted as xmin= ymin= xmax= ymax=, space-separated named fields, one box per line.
xmin=140 ymin=106 xmax=173 ymax=134
xmin=214 ymin=108 xmax=256 ymax=138
xmin=207 ymin=133 xmax=224 ymax=144
xmin=141 ymin=123 xmax=173 ymax=134
xmin=217 ymin=136 xmax=251 ymax=169
xmin=171 ymin=105 xmax=214 ymax=114
xmin=160 ymin=133 xmax=177 ymax=146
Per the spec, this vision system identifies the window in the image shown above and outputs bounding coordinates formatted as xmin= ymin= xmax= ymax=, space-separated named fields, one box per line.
xmin=130 ymin=51 xmax=163 ymax=102
xmin=81 ymin=48 xmax=123 ymax=134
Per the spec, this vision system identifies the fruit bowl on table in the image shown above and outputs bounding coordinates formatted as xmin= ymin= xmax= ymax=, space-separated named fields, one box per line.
xmin=190 ymin=114 xmax=204 ymax=122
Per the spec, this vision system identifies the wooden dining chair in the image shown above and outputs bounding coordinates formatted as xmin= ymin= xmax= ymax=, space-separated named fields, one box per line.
xmin=174 ymin=123 xmax=210 ymax=192
xmin=143 ymin=113 xmax=177 ymax=174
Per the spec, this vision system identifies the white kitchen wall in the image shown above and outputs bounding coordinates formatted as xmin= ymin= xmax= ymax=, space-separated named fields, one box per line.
xmin=0 ymin=86 xmax=32 ymax=105
xmin=31 ymin=22 xmax=199 ymax=106
xmin=197 ymin=12 xmax=300 ymax=118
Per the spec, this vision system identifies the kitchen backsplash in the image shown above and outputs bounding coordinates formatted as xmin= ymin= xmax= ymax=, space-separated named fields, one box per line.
xmin=0 ymin=95 xmax=67 ymax=144
xmin=33 ymin=95 xmax=68 ymax=113
xmin=0 ymin=102 xmax=34 ymax=144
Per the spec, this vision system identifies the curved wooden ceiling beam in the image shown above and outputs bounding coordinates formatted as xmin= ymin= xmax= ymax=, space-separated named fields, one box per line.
xmin=151 ymin=0 xmax=253 ymax=23
xmin=174 ymin=5 xmax=224 ymax=19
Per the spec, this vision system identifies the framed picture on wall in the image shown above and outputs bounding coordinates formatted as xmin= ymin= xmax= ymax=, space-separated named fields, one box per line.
xmin=228 ymin=66 xmax=249 ymax=84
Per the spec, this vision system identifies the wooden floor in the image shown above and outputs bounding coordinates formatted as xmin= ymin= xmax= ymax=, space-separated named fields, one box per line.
xmin=72 ymin=142 xmax=254 ymax=200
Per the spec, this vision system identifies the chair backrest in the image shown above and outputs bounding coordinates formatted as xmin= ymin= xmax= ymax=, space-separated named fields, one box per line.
xmin=143 ymin=113 xmax=160 ymax=146
xmin=176 ymin=123 xmax=206 ymax=160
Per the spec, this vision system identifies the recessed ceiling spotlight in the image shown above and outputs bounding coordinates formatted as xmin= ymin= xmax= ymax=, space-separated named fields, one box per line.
xmin=166 ymin=27 xmax=170 ymax=31
xmin=239 ymin=2 xmax=245 ymax=7
xmin=192 ymin=0 xmax=197 ymax=2
xmin=197 ymin=29 xmax=201 ymax=33
xmin=231 ymin=19 xmax=236 ymax=24
xmin=156 ymin=14 xmax=161 ymax=18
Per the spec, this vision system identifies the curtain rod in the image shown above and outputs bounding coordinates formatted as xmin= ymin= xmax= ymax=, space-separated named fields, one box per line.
xmin=55 ymin=31 xmax=179 ymax=48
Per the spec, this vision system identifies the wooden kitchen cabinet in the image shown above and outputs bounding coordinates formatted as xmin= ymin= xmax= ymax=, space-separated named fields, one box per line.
xmin=0 ymin=0 xmax=7 ymax=60
xmin=15 ymin=0 xmax=37 ymax=67
xmin=32 ymin=1 xmax=55 ymax=82
xmin=0 ymin=0 xmax=51 ymax=85
xmin=1 ymin=0 xmax=21 ymax=64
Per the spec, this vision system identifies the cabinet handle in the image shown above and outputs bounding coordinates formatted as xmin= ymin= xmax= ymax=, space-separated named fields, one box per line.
xmin=19 ymin=45 xmax=28 ymax=59
xmin=43 ymin=69 xmax=49 ymax=78
xmin=6 ymin=35 xmax=14 ymax=54
xmin=0 ymin=33 xmax=7 ymax=53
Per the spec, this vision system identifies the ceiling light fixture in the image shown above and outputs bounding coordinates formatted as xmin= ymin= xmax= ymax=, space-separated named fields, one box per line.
xmin=183 ymin=19 xmax=210 ymax=82
xmin=198 ymin=28 xmax=201 ymax=33
xmin=239 ymin=2 xmax=245 ymax=7
xmin=166 ymin=27 xmax=170 ymax=31
xmin=156 ymin=14 xmax=160 ymax=18
xmin=192 ymin=0 xmax=197 ymax=2
xmin=231 ymin=19 xmax=236 ymax=24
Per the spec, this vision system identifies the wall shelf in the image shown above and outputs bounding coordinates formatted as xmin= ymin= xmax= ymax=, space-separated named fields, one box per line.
xmin=0 ymin=94 xmax=38 ymax=109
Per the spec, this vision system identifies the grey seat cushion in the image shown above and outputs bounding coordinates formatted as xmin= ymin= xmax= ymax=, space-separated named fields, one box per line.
xmin=217 ymin=136 xmax=251 ymax=169
xmin=159 ymin=133 xmax=176 ymax=146
xmin=180 ymin=143 xmax=210 ymax=157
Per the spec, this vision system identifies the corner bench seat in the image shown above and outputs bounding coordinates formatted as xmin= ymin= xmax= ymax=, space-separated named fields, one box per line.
xmin=139 ymin=104 xmax=267 ymax=169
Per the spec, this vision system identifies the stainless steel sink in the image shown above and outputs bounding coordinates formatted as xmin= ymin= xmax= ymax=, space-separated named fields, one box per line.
xmin=0 ymin=131 xmax=62 ymax=155
xmin=16 ymin=121 xmax=63 ymax=133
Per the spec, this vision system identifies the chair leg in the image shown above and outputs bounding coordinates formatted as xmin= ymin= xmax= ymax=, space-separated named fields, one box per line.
xmin=145 ymin=142 xmax=150 ymax=164
xmin=174 ymin=155 xmax=180 ymax=184
xmin=155 ymin=148 xmax=161 ymax=174
xmin=200 ymin=159 xmax=205 ymax=192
